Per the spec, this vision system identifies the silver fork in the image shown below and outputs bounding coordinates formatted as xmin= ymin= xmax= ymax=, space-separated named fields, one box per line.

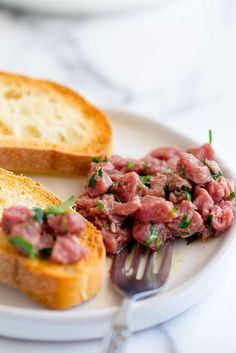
xmin=101 ymin=239 xmax=175 ymax=353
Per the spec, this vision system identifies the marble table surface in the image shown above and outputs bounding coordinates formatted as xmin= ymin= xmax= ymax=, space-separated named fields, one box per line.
xmin=0 ymin=0 xmax=236 ymax=352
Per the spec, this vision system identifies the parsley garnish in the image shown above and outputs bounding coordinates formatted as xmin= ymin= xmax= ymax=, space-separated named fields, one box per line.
xmin=92 ymin=156 xmax=108 ymax=163
xmin=180 ymin=167 xmax=185 ymax=178
xmin=168 ymin=205 xmax=178 ymax=218
xmin=206 ymin=214 xmax=214 ymax=234
xmin=139 ymin=175 xmax=152 ymax=187
xmin=186 ymin=234 xmax=199 ymax=245
xmin=212 ymin=171 xmax=223 ymax=180
xmin=98 ymin=167 xmax=103 ymax=177
xmin=209 ymin=129 xmax=213 ymax=144
xmin=180 ymin=214 xmax=193 ymax=229
xmin=144 ymin=225 xmax=159 ymax=247
xmin=92 ymin=156 xmax=99 ymax=163
xmin=163 ymin=185 xmax=170 ymax=200
xmin=127 ymin=161 xmax=136 ymax=171
xmin=182 ymin=186 xmax=192 ymax=201
xmin=97 ymin=200 xmax=105 ymax=211
xmin=45 ymin=195 xmax=77 ymax=215
xmin=33 ymin=208 xmax=45 ymax=223
xmin=181 ymin=232 xmax=189 ymax=237
xmin=228 ymin=192 xmax=236 ymax=200
xmin=143 ymin=161 xmax=151 ymax=168
xmin=10 ymin=236 xmax=39 ymax=259
xmin=40 ymin=248 xmax=52 ymax=259
xmin=88 ymin=173 xmax=96 ymax=187
xmin=203 ymin=160 xmax=222 ymax=180
xmin=88 ymin=167 xmax=103 ymax=188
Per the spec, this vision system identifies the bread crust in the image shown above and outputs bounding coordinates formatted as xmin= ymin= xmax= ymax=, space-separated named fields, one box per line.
xmin=0 ymin=71 xmax=112 ymax=176
xmin=0 ymin=168 xmax=106 ymax=309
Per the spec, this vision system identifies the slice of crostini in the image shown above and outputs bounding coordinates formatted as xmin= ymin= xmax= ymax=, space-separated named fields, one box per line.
xmin=0 ymin=168 xmax=105 ymax=309
xmin=0 ymin=71 xmax=112 ymax=176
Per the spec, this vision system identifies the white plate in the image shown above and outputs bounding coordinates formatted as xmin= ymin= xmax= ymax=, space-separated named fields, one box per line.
xmin=0 ymin=108 xmax=235 ymax=341
xmin=0 ymin=0 xmax=162 ymax=15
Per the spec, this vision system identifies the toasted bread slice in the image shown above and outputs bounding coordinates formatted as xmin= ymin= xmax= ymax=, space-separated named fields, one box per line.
xmin=0 ymin=71 xmax=112 ymax=176
xmin=0 ymin=168 xmax=105 ymax=309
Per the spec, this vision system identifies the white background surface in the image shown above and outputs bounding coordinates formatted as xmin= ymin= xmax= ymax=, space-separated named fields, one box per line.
xmin=0 ymin=0 xmax=235 ymax=352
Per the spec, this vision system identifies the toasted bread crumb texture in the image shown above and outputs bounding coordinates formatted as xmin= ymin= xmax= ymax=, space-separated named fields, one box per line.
xmin=0 ymin=72 xmax=112 ymax=155
xmin=0 ymin=168 xmax=105 ymax=308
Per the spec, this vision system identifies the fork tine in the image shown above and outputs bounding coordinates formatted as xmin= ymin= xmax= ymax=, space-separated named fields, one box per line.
xmin=143 ymin=249 xmax=156 ymax=278
xmin=156 ymin=239 xmax=174 ymax=287
xmin=129 ymin=242 xmax=146 ymax=278
xmin=111 ymin=245 xmax=129 ymax=284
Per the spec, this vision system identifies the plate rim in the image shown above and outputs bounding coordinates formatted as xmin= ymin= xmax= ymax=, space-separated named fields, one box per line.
xmin=0 ymin=107 xmax=235 ymax=323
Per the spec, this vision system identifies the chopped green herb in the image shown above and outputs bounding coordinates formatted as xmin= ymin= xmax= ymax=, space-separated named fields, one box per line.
xmin=206 ymin=214 xmax=214 ymax=234
xmin=139 ymin=175 xmax=152 ymax=187
xmin=168 ymin=205 xmax=178 ymax=218
xmin=88 ymin=173 xmax=96 ymax=187
xmin=163 ymin=185 xmax=170 ymax=200
xmin=180 ymin=167 xmax=185 ymax=178
xmin=62 ymin=215 xmax=68 ymax=233
xmin=45 ymin=195 xmax=77 ymax=215
xmin=33 ymin=208 xmax=45 ymax=223
xmin=182 ymin=186 xmax=192 ymax=201
xmin=180 ymin=214 xmax=193 ymax=229
xmin=209 ymin=129 xmax=213 ymax=144
xmin=203 ymin=160 xmax=222 ymax=180
xmin=92 ymin=156 xmax=99 ymax=163
xmin=91 ymin=156 xmax=108 ymax=163
xmin=144 ymin=225 xmax=159 ymax=246
xmin=88 ymin=167 xmax=103 ymax=188
xmin=124 ymin=181 xmax=129 ymax=187
xmin=186 ymin=234 xmax=199 ymax=245
xmin=10 ymin=236 xmax=39 ymax=259
xmin=212 ymin=171 xmax=223 ymax=180
xmin=181 ymin=232 xmax=189 ymax=237
xmin=96 ymin=200 xmax=105 ymax=211
xmin=40 ymin=248 xmax=52 ymax=259
xmin=228 ymin=192 xmax=236 ymax=200
xmin=137 ymin=183 xmax=143 ymax=191
xmin=127 ymin=161 xmax=136 ymax=171
xmin=98 ymin=167 xmax=103 ymax=178
xmin=143 ymin=161 xmax=151 ymax=168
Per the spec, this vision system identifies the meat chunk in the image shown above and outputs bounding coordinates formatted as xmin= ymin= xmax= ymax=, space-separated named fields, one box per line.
xmin=47 ymin=213 xmax=85 ymax=236
xmin=38 ymin=232 xmax=54 ymax=250
xmin=177 ymin=153 xmax=212 ymax=185
xmin=134 ymin=196 xmax=176 ymax=223
xmin=101 ymin=227 xmax=131 ymax=254
xmin=90 ymin=161 xmax=115 ymax=175
xmin=193 ymin=186 xmax=214 ymax=220
xmin=149 ymin=146 xmax=182 ymax=160
xmin=88 ymin=167 xmax=112 ymax=198
xmin=148 ymin=173 xmax=167 ymax=198
xmin=187 ymin=143 xmax=215 ymax=161
xmin=1 ymin=206 xmax=33 ymax=234
xmin=168 ymin=200 xmax=203 ymax=237
xmin=211 ymin=201 xmax=234 ymax=233
xmin=133 ymin=222 xmax=171 ymax=250
xmin=109 ymin=155 xmax=129 ymax=171
xmin=51 ymin=235 xmax=88 ymax=264
xmin=206 ymin=176 xmax=235 ymax=203
xmin=114 ymin=172 xmax=140 ymax=202
xmin=114 ymin=200 xmax=141 ymax=216
xmin=10 ymin=221 xmax=42 ymax=248
xmin=167 ymin=173 xmax=192 ymax=191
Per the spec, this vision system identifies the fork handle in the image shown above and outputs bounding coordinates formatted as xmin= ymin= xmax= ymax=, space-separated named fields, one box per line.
xmin=101 ymin=297 xmax=132 ymax=353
